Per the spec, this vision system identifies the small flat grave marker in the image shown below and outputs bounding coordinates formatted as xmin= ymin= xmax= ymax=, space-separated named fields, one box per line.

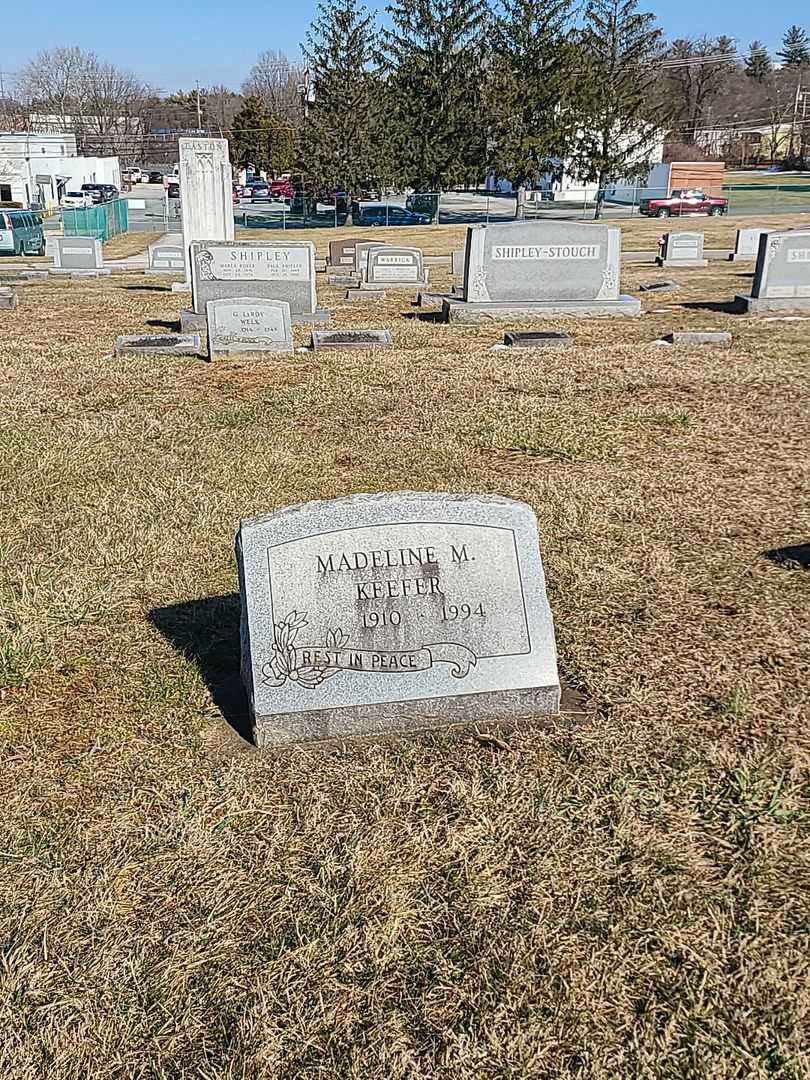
xmin=236 ymin=492 xmax=560 ymax=747
xmin=206 ymin=297 xmax=292 ymax=358
xmin=115 ymin=334 xmax=201 ymax=356
xmin=662 ymin=331 xmax=731 ymax=346
xmin=310 ymin=329 xmax=393 ymax=349
xmin=638 ymin=280 xmax=680 ymax=292
xmin=504 ymin=330 xmax=572 ymax=347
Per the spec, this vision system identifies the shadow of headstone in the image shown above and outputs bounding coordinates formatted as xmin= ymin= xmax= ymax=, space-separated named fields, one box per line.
xmin=148 ymin=593 xmax=254 ymax=748
xmin=762 ymin=543 xmax=810 ymax=570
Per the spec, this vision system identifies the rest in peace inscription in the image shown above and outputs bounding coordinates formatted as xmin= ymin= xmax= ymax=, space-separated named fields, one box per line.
xmin=262 ymin=522 xmax=530 ymax=693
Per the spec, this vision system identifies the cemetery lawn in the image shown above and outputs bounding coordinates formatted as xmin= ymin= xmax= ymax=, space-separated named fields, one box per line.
xmin=1 ymin=227 xmax=809 ymax=1079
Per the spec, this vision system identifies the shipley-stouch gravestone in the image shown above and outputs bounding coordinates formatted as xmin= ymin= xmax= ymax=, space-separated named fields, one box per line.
xmin=237 ymin=493 xmax=560 ymax=747
xmin=443 ymin=221 xmax=640 ymax=321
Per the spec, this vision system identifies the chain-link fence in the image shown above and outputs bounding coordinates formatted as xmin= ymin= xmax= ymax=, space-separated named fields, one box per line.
xmin=108 ymin=178 xmax=810 ymax=239
xmin=62 ymin=198 xmax=129 ymax=241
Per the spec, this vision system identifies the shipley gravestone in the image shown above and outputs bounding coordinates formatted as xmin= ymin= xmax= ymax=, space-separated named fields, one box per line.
xmin=185 ymin=240 xmax=326 ymax=330
xmin=736 ymin=230 xmax=810 ymax=312
xmin=656 ymin=231 xmax=708 ymax=268
xmin=729 ymin=227 xmax=771 ymax=262
xmin=443 ymin=222 xmax=640 ymax=322
xmin=206 ymin=297 xmax=292 ymax=358
xmin=236 ymin=492 xmax=560 ymax=747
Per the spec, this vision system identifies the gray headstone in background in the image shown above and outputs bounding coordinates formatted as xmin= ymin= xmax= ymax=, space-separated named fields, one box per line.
xmin=445 ymin=221 xmax=639 ymax=320
xmin=114 ymin=334 xmax=200 ymax=356
xmin=236 ymin=492 xmax=560 ymax=747
xmin=190 ymin=240 xmax=317 ymax=317
xmin=0 ymin=287 xmax=18 ymax=310
xmin=53 ymin=236 xmax=103 ymax=270
xmin=328 ymin=237 xmax=363 ymax=268
xmin=365 ymin=246 xmax=427 ymax=288
xmin=147 ymin=234 xmax=185 ymax=274
xmin=736 ymin=230 xmax=810 ymax=312
xmin=354 ymin=241 xmax=387 ymax=277
xmin=310 ymin=329 xmax=393 ymax=349
xmin=451 ymin=249 xmax=465 ymax=276
xmin=730 ymin=227 xmax=771 ymax=262
xmin=206 ymin=296 xmax=292 ymax=358
xmin=656 ymin=231 xmax=708 ymax=267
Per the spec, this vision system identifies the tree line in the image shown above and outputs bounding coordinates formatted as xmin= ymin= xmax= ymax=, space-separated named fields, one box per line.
xmin=2 ymin=6 xmax=808 ymax=192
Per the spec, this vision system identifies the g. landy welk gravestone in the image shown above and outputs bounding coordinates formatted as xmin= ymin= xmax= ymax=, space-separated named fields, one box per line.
xmin=206 ymin=297 xmax=292 ymax=358
xmin=736 ymin=229 xmax=810 ymax=312
xmin=236 ymin=493 xmax=560 ymax=747
xmin=443 ymin=222 xmax=640 ymax=321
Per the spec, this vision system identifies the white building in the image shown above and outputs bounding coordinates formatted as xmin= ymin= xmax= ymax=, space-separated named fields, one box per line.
xmin=0 ymin=132 xmax=121 ymax=210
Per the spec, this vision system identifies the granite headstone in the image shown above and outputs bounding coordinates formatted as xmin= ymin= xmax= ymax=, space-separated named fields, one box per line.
xmin=236 ymin=492 xmax=560 ymax=746
xmin=147 ymin=235 xmax=185 ymax=274
xmin=656 ymin=231 xmax=708 ymax=267
xmin=729 ymin=227 xmax=771 ymax=262
xmin=206 ymin=297 xmax=292 ymax=358
xmin=444 ymin=222 xmax=639 ymax=321
xmin=364 ymin=246 xmax=427 ymax=289
xmin=178 ymin=137 xmax=234 ymax=281
xmin=53 ymin=236 xmax=103 ymax=270
xmin=736 ymin=230 xmax=810 ymax=312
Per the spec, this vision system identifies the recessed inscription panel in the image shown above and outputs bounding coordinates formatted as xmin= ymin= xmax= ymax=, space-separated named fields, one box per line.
xmin=237 ymin=493 xmax=560 ymax=744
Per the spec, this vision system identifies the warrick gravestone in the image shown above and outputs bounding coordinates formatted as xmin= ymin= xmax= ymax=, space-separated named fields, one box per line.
xmin=236 ymin=492 xmax=560 ymax=747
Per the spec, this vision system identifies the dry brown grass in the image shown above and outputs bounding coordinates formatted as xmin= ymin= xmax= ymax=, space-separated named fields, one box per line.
xmin=1 ymin=237 xmax=809 ymax=1079
xmin=103 ymin=232 xmax=155 ymax=259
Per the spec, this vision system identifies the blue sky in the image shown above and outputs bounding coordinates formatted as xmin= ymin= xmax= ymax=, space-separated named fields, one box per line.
xmin=0 ymin=0 xmax=805 ymax=94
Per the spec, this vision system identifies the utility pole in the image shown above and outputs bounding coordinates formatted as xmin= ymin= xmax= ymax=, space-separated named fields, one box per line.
xmin=195 ymin=81 xmax=202 ymax=133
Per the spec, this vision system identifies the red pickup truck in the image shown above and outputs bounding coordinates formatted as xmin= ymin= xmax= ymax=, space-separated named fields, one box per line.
xmin=639 ymin=188 xmax=728 ymax=218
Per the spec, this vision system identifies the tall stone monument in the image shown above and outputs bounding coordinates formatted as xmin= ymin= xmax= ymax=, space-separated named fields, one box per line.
xmin=178 ymin=137 xmax=234 ymax=282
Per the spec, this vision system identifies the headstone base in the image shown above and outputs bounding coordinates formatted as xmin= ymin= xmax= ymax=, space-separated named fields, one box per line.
xmin=49 ymin=268 xmax=111 ymax=277
xmin=326 ymin=273 xmax=360 ymax=286
xmin=655 ymin=257 xmax=708 ymax=268
xmin=252 ymin=685 xmax=561 ymax=748
xmin=728 ymin=254 xmax=755 ymax=262
xmin=145 ymin=268 xmax=184 ymax=277
xmin=416 ymin=291 xmax=452 ymax=310
xmin=345 ymin=289 xmax=386 ymax=301
xmin=359 ymin=279 xmax=428 ymax=291
xmin=181 ymin=308 xmax=329 ymax=332
xmin=171 ymin=281 xmax=192 ymax=293
xmin=443 ymin=296 xmax=641 ymax=323
xmin=735 ymin=293 xmax=810 ymax=313
xmin=0 ymin=288 xmax=18 ymax=310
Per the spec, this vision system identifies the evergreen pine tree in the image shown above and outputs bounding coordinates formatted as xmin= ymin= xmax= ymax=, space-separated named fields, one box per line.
xmin=300 ymin=0 xmax=381 ymax=195
xmin=745 ymin=41 xmax=772 ymax=81
xmin=230 ymin=96 xmax=274 ymax=173
xmin=486 ymin=0 xmax=578 ymax=202
xmin=380 ymin=0 xmax=490 ymax=191
xmin=574 ymin=0 xmax=664 ymax=218
xmin=778 ymin=26 xmax=810 ymax=68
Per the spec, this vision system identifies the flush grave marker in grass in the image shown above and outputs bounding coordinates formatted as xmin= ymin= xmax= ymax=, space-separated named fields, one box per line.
xmin=236 ymin=492 xmax=560 ymax=747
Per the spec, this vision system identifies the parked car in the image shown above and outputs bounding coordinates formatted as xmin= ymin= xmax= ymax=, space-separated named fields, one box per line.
xmin=639 ymin=189 xmax=728 ymax=217
xmin=61 ymin=191 xmax=94 ymax=209
xmin=81 ymin=183 xmax=105 ymax=204
xmin=124 ymin=168 xmax=143 ymax=184
xmin=269 ymin=178 xmax=294 ymax=199
xmin=148 ymin=170 xmax=164 ymax=184
xmin=250 ymin=182 xmax=270 ymax=201
xmin=166 ymin=181 xmax=180 ymax=199
xmin=0 ymin=209 xmax=46 ymax=256
xmin=355 ymin=204 xmax=431 ymax=226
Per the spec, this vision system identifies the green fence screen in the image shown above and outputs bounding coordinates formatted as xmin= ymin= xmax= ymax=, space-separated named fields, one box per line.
xmin=62 ymin=199 xmax=128 ymax=241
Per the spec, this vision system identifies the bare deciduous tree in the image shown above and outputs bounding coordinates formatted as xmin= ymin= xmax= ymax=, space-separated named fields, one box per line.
xmin=241 ymin=49 xmax=303 ymax=121
xmin=16 ymin=46 xmax=152 ymax=157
